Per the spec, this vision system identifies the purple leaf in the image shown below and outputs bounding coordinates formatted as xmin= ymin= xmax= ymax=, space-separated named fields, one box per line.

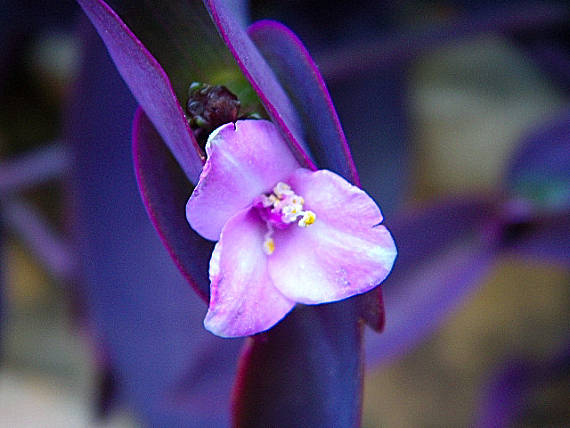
xmin=204 ymin=0 xmax=316 ymax=170
xmin=365 ymin=197 xmax=498 ymax=366
xmin=76 ymin=0 xmax=203 ymax=181
xmin=233 ymin=302 xmax=363 ymax=427
xmin=476 ymin=359 xmax=539 ymax=428
xmin=505 ymin=109 xmax=570 ymax=213
xmin=67 ymin=22 xmax=241 ymax=425
xmin=2 ymin=198 xmax=75 ymax=281
xmin=0 ymin=144 xmax=68 ymax=195
xmin=328 ymin=65 xmax=411 ymax=215
xmin=313 ymin=2 xmax=569 ymax=80
xmin=133 ymin=109 xmax=214 ymax=301
xmin=500 ymin=211 xmax=570 ymax=267
xmin=248 ymin=20 xmax=359 ymax=184
xmin=499 ymin=109 xmax=570 ymax=266
xmin=318 ymin=46 xmax=412 ymax=331
xmin=475 ymin=340 xmax=570 ymax=427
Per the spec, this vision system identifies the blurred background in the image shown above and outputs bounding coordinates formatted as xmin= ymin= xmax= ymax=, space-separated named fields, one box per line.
xmin=0 ymin=1 xmax=568 ymax=426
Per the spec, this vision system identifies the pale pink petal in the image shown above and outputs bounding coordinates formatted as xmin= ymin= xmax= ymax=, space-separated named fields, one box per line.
xmin=204 ymin=207 xmax=295 ymax=337
xmin=268 ymin=169 xmax=396 ymax=304
xmin=187 ymin=120 xmax=300 ymax=241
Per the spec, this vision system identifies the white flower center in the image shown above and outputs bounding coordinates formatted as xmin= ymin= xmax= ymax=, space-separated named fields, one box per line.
xmin=254 ymin=182 xmax=316 ymax=255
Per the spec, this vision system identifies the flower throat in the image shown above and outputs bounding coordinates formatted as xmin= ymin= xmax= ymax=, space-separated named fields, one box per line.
xmin=253 ymin=182 xmax=316 ymax=255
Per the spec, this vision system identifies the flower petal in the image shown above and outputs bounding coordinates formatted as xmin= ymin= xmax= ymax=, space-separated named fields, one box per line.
xmin=248 ymin=20 xmax=359 ymax=184
xmin=205 ymin=208 xmax=295 ymax=338
xmin=187 ymin=120 xmax=300 ymax=241
xmin=268 ymin=169 xmax=396 ymax=304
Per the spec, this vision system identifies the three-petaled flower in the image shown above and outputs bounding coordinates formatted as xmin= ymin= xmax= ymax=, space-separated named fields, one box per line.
xmin=186 ymin=119 xmax=397 ymax=337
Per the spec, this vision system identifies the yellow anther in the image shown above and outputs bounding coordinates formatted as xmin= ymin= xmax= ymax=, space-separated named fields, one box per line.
xmin=263 ymin=237 xmax=275 ymax=255
xmin=298 ymin=210 xmax=316 ymax=227
xmin=257 ymin=182 xmax=316 ymax=248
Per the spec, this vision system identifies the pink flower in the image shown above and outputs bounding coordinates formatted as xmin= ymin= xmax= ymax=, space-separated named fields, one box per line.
xmin=186 ymin=120 xmax=397 ymax=337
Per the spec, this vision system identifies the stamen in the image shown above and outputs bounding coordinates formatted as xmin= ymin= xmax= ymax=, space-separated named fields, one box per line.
xmin=255 ymin=182 xmax=317 ymax=254
xmin=282 ymin=204 xmax=300 ymax=223
xmin=263 ymin=225 xmax=275 ymax=255
xmin=298 ymin=210 xmax=316 ymax=227
xmin=274 ymin=182 xmax=293 ymax=199
xmin=261 ymin=194 xmax=277 ymax=208
xmin=263 ymin=237 xmax=275 ymax=255
xmin=290 ymin=195 xmax=304 ymax=206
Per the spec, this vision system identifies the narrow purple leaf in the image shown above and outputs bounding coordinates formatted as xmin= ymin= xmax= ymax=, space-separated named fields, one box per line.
xmin=505 ymin=109 xmax=570 ymax=213
xmin=248 ymin=20 xmax=359 ymax=184
xmin=76 ymin=0 xmax=203 ymax=182
xmin=204 ymin=0 xmax=317 ymax=170
xmin=2 ymin=198 xmax=76 ymax=281
xmin=316 ymin=2 xmax=569 ymax=81
xmin=365 ymin=197 xmax=498 ymax=366
xmin=0 ymin=144 xmax=68 ymax=195
xmin=233 ymin=302 xmax=363 ymax=428
xmin=501 ymin=211 xmax=570 ymax=267
xmin=499 ymin=109 xmax=570 ymax=266
xmin=350 ymin=67 xmax=442 ymax=327
xmin=475 ymin=341 xmax=570 ymax=427
xmin=67 ymin=23 xmax=241 ymax=425
xmin=132 ymin=108 xmax=213 ymax=301
xmin=476 ymin=359 xmax=538 ymax=428
xmin=328 ymin=65 xmax=411 ymax=215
